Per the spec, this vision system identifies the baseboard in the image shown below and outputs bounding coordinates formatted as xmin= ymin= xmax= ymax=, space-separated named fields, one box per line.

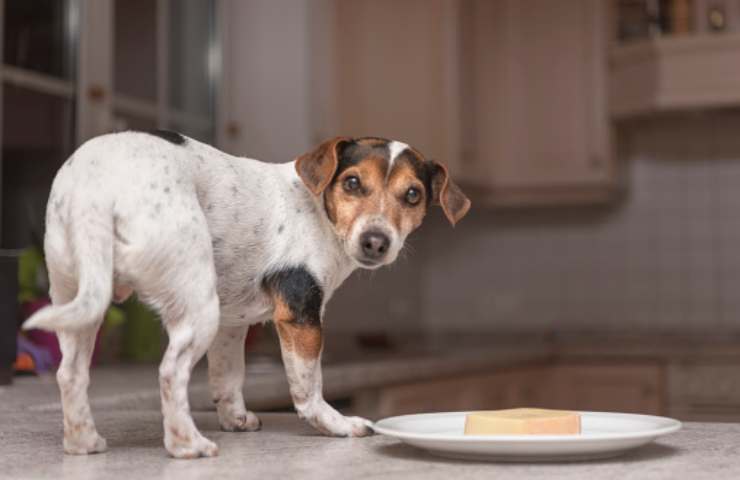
xmin=0 ymin=366 xmax=12 ymax=385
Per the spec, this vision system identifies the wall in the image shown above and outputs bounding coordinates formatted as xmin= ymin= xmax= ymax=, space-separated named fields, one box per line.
xmin=420 ymin=112 xmax=740 ymax=334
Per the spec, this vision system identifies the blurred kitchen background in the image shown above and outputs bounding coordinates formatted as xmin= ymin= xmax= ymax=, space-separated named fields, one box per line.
xmin=3 ymin=0 xmax=740 ymax=424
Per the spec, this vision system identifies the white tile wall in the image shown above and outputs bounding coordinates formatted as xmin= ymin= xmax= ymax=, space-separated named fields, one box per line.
xmin=419 ymin=112 xmax=740 ymax=334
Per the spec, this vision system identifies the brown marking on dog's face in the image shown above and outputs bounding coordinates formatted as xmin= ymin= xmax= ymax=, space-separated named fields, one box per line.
xmin=322 ymin=139 xmax=430 ymax=268
xmin=386 ymin=153 xmax=430 ymax=234
xmin=295 ymin=137 xmax=350 ymax=195
xmin=325 ymin=152 xmax=388 ymax=237
xmin=296 ymin=137 xmax=471 ymax=268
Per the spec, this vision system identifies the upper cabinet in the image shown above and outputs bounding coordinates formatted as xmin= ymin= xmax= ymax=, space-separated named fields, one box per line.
xmin=609 ymin=0 xmax=740 ymax=119
xmin=461 ymin=0 xmax=615 ymax=206
xmin=312 ymin=0 xmax=462 ymax=172
xmin=610 ymin=32 xmax=740 ymax=119
xmin=317 ymin=0 xmax=616 ymax=208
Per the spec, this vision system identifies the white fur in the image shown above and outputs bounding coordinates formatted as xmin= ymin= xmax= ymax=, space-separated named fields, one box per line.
xmin=347 ymin=214 xmax=402 ymax=269
xmin=23 ymin=131 xmax=372 ymax=458
xmin=386 ymin=140 xmax=409 ymax=179
xmin=280 ymin=349 xmax=370 ymax=436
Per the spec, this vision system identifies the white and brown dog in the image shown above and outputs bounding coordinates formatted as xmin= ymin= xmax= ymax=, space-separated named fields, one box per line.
xmin=23 ymin=131 xmax=470 ymax=458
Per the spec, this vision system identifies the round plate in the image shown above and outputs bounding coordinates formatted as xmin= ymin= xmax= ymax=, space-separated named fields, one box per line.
xmin=372 ymin=411 xmax=682 ymax=462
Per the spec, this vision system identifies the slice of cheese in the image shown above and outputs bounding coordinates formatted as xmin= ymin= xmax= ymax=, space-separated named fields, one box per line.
xmin=464 ymin=408 xmax=581 ymax=435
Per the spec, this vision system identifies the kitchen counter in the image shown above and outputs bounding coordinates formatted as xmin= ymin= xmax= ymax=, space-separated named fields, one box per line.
xmin=11 ymin=333 xmax=738 ymax=414
xmin=7 ymin=334 xmax=740 ymax=418
xmin=418 ymin=333 xmax=740 ymax=361
xmin=1 ymin=345 xmax=552 ymax=414
xmin=1 ymin=412 xmax=738 ymax=479
xmin=3 ymin=339 xmax=740 ymax=478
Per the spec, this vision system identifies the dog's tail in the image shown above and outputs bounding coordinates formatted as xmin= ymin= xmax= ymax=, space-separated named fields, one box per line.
xmin=23 ymin=205 xmax=114 ymax=332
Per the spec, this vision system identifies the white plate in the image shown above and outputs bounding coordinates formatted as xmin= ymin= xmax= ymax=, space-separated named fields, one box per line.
xmin=373 ymin=411 xmax=682 ymax=462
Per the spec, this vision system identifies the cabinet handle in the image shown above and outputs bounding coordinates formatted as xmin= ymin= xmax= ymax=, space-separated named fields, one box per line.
xmin=87 ymin=84 xmax=106 ymax=102
xmin=226 ymin=121 xmax=241 ymax=138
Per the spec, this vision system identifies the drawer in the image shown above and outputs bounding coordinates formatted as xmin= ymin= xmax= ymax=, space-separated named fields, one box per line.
xmin=669 ymin=361 xmax=740 ymax=408
xmin=547 ymin=363 xmax=664 ymax=415
xmin=358 ymin=367 xmax=549 ymax=418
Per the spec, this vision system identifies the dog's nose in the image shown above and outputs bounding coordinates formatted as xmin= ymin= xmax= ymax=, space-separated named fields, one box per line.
xmin=360 ymin=231 xmax=390 ymax=260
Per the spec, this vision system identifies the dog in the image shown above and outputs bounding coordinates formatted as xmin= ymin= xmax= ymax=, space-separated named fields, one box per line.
xmin=23 ymin=131 xmax=471 ymax=458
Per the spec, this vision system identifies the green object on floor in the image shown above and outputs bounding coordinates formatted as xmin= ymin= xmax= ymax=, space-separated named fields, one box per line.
xmin=122 ymin=297 xmax=163 ymax=362
xmin=17 ymin=247 xmax=45 ymax=303
xmin=18 ymin=246 xmax=163 ymax=362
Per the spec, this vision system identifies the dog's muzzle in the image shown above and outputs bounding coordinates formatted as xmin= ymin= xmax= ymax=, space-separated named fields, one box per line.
xmin=358 ymin=229 xmax=390 ymax=266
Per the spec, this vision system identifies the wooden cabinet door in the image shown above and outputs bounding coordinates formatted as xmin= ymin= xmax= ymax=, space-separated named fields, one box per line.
xmin=324 ymin=0 xmax=463 ymax=172
xmin=356 ymin=362 xmax=664 ymax=419
xmin=357 ymin=367 xmax=548 ymax=418
xmin=463 ymin=0 xmax=615 ymax=205
xmin=547 ymin=363 xmax=664 ymax=415
xmin=668 ymin=361 xmax=740 ymax=421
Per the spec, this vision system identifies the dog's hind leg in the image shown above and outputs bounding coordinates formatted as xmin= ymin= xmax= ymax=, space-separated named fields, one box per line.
xmin=43 ymin=205 xmax=112 ymax=455
xmin=51 ymin=275 xmax=107 ymax=454
xmin=157 ymin=285 xmax=220 ymax=458
xmin=57 ymin=326 xmax=106 ymax=454
xmin=207 ymin=325 xmax=261 ymax=432
xmin=134 ymin=212 xmax=221 ymax=458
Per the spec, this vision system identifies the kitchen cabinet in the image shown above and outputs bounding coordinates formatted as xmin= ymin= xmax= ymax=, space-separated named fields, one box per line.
xmin=353 ymin=366 xmax=548 ymax=419
xmin=352 ymin=361 xmax=664 ymax=419
xmin=318 ymin=0 xmax=617 ymax=207
xmin=546 ymin=362 xmax=664 ymax=414
xmin=316 ymin=0 xmax=461 ymax=171
xmin=610 ymin=32 xmax=740 ymax=119
xmin=668 ymin=361 xmax=740 ymax=422
xmin=461 ymin=0 xmax=616 ymax=206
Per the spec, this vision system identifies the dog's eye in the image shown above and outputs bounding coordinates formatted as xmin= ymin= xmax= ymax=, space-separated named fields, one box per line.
xmin=343 ymin=176 xmax=361 ymax=193
xmin=405 ymin=187 xmax=421 ymax=206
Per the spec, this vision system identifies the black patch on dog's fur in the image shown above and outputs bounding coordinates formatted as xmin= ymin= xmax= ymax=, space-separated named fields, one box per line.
xmin=334 ymin=138 xmax=390 ymax=177
xmin=143 ymin=129 xmax=186 ymax=145
xmin=262 ymin=267 xmax=323 ymax=326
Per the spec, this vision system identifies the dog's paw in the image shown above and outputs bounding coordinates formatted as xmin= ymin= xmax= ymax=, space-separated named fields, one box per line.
xmin=345 ymin=416 xmax=374 ymax=437
xmin=219 ymin=410 xmax=262 ymax=432
xmin=303 ymin=405 xmax=374 ymax=438
xmin=166 ymin=433 xmax=219 ymax=459
xmin=63 ymin=432 xmax=108 ymax=455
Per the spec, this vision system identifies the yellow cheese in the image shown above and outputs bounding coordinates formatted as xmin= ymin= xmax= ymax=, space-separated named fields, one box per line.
xmin=464 ymin=408 xmax=581 ymax=435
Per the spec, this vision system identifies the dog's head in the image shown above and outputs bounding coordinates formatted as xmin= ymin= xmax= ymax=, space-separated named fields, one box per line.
xmin=296 ymin=137 xmax=471 ymax=269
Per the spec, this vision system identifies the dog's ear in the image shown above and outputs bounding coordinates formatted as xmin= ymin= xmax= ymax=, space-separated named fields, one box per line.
xmin=429 ymin=160 xmax=471 ymax=226
xmin=295 ymin=137 xmax=351 ymax=195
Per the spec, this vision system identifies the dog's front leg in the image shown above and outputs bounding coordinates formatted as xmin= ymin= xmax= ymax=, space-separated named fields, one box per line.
xmin=270 ymin=294 xmax=371 ymax=437
xmin=276 ymin=320 xmax=371 ymax=436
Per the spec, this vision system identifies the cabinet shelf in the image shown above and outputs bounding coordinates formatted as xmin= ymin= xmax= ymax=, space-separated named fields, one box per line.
xmin=610 ymin=32 xmax=740 ymax=119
